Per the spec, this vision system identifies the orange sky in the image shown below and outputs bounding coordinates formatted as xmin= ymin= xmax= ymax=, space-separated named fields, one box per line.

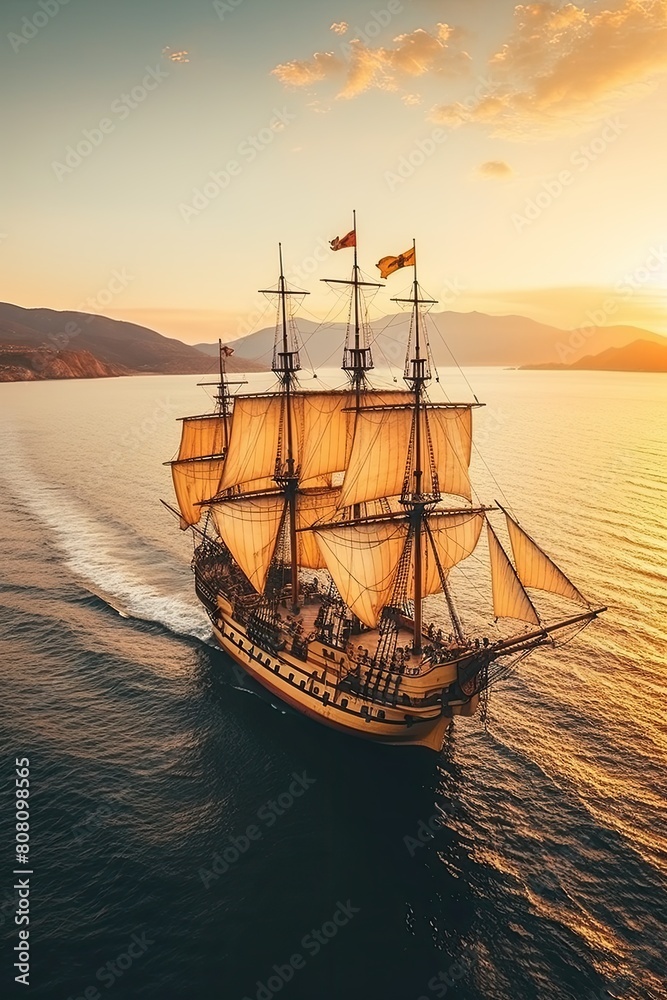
xmin=2 ymin=0 xmax=666 ymax=342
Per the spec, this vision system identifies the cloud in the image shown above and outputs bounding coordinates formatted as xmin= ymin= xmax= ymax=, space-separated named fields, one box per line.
xmin=476 ymin=160 xmax=513 ymax=178
xmin=272 ymin=24 xmax=471 ymax=99
xmin=431 ymin=0 xmax=667 ymax=138
xmin=162 ymin=46 xmax=190 ymax=64
xmin=330 ymin=22 xmax=348 ymax=35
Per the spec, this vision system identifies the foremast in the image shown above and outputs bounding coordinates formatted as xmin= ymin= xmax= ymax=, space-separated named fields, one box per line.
xmin=259 ymin=244 xmax=308 ymax=613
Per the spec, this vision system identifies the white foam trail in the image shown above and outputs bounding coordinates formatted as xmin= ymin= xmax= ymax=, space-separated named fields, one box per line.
xmin=1 ymin=432 xmax=212 ymax=643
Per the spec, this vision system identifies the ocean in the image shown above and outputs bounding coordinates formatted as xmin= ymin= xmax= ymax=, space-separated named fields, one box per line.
xmin=0 ymin=368 xmax=665 ymax=1000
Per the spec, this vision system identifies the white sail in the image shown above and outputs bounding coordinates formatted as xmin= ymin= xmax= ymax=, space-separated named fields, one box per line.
xmin=177 ymin=415 xmax=228 ymax=462
xmin=219 ymin=397 xmax=284 ymax=491
xmin=506 ymin=515 xmax=587 ymax=604
xmin=312 ymin=519 xmax=408 ymax=628
xmin=340 ymin=405 xmax=473 ymax=508
xmin=413 ymin=511 xmax=485 ymax=597
xmin=428 ymin=408 xmax=473 ymax=500
xmin=211 ymin=494 xmax=286 ymax=593
xmin=296 ymin=488 xmax=342 ymax=569
xmin=172 ymin=458 xmax=225 ymax=527
xmin=487 ymin=523 xmax=540 ymax=624
xmin=299 ymin=390 xmax=413 ymax=482
xmin=339 ymin=407 xmax=413 ymax=508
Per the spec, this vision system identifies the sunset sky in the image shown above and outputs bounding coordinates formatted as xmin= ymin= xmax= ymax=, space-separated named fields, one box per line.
xmin=2 ymin=0 xmax=667 ymax=342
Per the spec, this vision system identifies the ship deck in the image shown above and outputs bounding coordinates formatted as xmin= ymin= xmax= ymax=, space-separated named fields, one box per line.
xmin=278 ymin=598 xmax=467 ymax=676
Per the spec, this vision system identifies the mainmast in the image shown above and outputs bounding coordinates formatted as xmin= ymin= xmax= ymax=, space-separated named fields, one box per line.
xmin=259 ymin=244 xmax=308 ymax=613
xmin=393 ymin=241 xmax=438 ymax=654
xmin=323 ymin=211 xmax=382 ymax=394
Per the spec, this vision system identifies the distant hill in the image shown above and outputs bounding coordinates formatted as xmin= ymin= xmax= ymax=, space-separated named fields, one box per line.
xmin=0 ymin=303 xmax=266 ymax=381
xmin=0 ymin=345 xmax=129 ymax=382
xmin=522 ymin=339 xmax=667 ymax=373
xmin=216 ymin=311 xmax=666 ymax=369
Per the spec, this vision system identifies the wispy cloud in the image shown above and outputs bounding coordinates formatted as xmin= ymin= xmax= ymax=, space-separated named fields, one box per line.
xmin=272 ymin=24 xmax=471 ymax=100
xmin=432 ymin=0 xmax=667 ymax=138
xmin=476 ymin=160 xmax=513 ymax=178
xmin=330 ymin=22 xmax=348 ymax=35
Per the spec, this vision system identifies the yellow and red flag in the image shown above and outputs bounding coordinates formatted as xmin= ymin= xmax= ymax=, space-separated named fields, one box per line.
xmin=330 ymin=229 xmax=356 ymax=251
xmin=376 ymin=247 xmax=415 ymax=279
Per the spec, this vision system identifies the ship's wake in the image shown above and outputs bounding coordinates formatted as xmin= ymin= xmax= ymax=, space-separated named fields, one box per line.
xmin=1 ymin=438 xmax=212 ymax=644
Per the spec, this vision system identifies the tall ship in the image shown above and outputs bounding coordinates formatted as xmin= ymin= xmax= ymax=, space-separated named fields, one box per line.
xmin=165 ymin=221 xmax=605 ymax=751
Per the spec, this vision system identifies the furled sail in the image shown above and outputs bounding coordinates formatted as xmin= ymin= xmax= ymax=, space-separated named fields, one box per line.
xmin=339 ymin=405 xmax=474 ymax=508
xmin=413 ymin=511 xmax=485 ymax=597
xmin=487 ymin=523 xmax=540 ymax=624
xmin=505 ymin=515 xmax=587 ymax=604
xmin=211 ymin=494 xmax=286 ymax=593
xmin=312 ymin=520 xmax=408 ymax=628
xmin=171 ymin=414 xmax=230 ymax=526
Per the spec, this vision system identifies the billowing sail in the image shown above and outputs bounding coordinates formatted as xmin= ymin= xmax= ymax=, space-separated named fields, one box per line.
xmin=506 ymin=515 xmax=586 ymax=604
xmin=177 ymin=415 xmax=227 ymax=462
xmin=313 ymin=520 xmax=408 ymax=628
xmin=340 ymin=404 xmax=473 ymax=508
xmin=211 ymin=494 xmax=286 ymax=592
xmin=413 ymin=511 xmax=485 ymax=597
xmin=487 ymin=523 xmax=540 ymax=624
xmin=172 ymin=458 xmax=225 ymax=527
xmin=171 ymin=414 xmax=230 ymax=526
xmin=219 ymin=397 xmax=285 ymax=491
xmin=296 ymin=488 xmax=342 ymax=569
xmin=339 ymin=407 xmax=413 ymax=509
xmin=299 ymin=390 xmax=413 ymax=482
xmin=428 ymin=408 xmax=473 ymax=500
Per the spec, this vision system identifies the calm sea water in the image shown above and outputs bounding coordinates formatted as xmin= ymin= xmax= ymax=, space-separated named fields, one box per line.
xmin=0 ymin=369 xmax=665 ymax=1000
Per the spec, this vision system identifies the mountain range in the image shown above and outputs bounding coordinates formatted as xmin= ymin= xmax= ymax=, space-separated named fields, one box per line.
xmin=1 ymin=301 xmax=665 ymax=382
xmin=522 ymin=339 xmax=667 ymax=373
xmin=0 ymin=302 xmax=265 ymax=380
xmin=198 ymin=312 xmax=666 ymax=369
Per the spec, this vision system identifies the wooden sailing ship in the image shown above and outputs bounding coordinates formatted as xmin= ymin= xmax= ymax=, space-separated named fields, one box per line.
xmin=165 ymin=221 xmax=605 ymax=751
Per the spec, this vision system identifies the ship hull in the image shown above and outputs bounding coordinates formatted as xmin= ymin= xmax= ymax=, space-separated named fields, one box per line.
xmin=209 ymin=605 xmax=477 ymax=752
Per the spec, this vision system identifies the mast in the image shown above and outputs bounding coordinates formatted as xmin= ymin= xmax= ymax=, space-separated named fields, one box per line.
xmin=322 ymin=211 xmax=382 ymax=392
xmin=259 ymin=244 xmax=308 ymax=613
xmin=217 ymin=338 xmax=230 ymax=452
xmin=392 ymin=241 xmax=438 ymax=654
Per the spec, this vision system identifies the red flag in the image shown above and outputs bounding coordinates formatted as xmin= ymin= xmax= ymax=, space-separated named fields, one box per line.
xmin=220 ymin=345 xmax=234 ymax=356
xmin=330 ymin=229 xmax=356 ymax=251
